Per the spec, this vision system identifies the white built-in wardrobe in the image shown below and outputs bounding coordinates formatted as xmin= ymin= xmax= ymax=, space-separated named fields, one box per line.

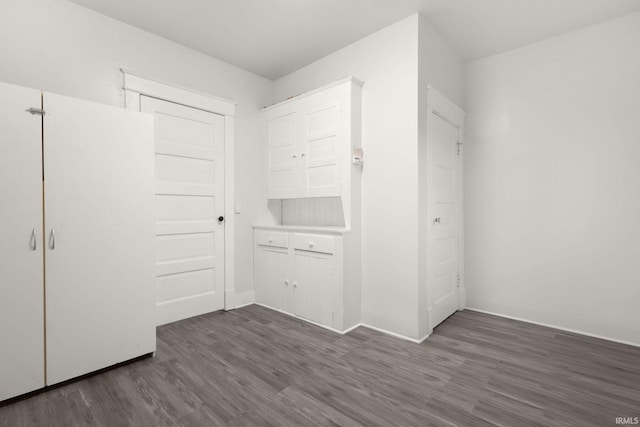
xmin=0 ymin=81 xmax=156 ymax=401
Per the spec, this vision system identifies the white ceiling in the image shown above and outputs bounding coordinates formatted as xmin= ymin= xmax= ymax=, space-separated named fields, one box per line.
xmin=69 ymin=0 xmax=640 ymax=80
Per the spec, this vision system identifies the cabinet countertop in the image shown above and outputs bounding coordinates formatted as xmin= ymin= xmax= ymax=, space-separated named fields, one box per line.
xmin=253 ymin=224 xmax=351 ymax=235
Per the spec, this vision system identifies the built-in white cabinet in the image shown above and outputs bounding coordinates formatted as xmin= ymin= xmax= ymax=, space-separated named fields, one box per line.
xmin=263 ymin=77 xmax=362 ymax=206
xmin=255 ymin=77 xmax=363 ymax=334
xmin=0 ymin=81 xmax=156 ymax=401
xmin=254 ymin=227 xmax=360 ymax=332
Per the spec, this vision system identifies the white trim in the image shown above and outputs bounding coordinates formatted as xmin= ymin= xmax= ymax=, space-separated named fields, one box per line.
xmin=233 ymin=291 xmax=255 ymax=309
xmin=254 ymin=303 xmax=350 ymax=335
xmin=121 ymin=68 xmax=236 ymax=116
xmin=262 ymin=76 xmax=364 ymax=112
xmin=248 ymin=303 xmax=429 ymax=343
xmin=122 ymin=71 xmax=236 ymax=319
xmin=359 ymin=323 xmax=430 ymax=344
xmin=465 ymin=308 xmax=640 ymax=348
xmin=223 ymin=115 xmax=235 ymax=310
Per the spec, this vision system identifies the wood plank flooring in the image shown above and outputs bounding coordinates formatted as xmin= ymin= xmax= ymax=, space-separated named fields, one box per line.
xmin=1 ymin=305 xmax=639 ymax=426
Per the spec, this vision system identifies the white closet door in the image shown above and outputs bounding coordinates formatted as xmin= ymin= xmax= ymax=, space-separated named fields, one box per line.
xmin=0 ymin=82 xmax=44 ymax=400
xmin=141 ymin=96 xmax=225 ymax=325
xmin=43 ymin=93 xmax=155 ymax=386
xmin=427 ymin=111 xmax=461 ymax=329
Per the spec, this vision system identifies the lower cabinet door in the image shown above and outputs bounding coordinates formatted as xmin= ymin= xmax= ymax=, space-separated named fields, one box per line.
xmin=293 ymin=250 xmax=333 ymax=326
xmin=255 ymin=246 xmax=289 ymax=311
xmin=43 ymin=92 xmax=156 ymax=386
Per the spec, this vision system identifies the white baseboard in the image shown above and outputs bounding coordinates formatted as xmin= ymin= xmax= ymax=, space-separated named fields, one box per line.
xmin=358 ymin=323 xmax=429 ymax=344
xmin=234 ymin=290 xmax=255 ymax=309
xmin=465 ymin=307 xmax=640 ymax=348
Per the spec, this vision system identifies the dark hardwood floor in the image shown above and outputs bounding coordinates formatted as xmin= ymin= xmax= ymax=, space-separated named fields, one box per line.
xmin=1 ymin=305 xmax=639 ymax=426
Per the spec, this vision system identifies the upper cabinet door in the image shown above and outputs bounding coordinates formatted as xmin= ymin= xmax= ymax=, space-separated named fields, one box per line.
xmin=43 ymin=92 xmax=156 ymax=386
xmin=266 ymin=111 xmax=301 ymax=198
xmin=0 ymin=82 xmax=45 ymax=401
xmin=298 ymin=96 xmax=342 ymax=198
xmin=263 ymin=79 xmax=360 ymax=200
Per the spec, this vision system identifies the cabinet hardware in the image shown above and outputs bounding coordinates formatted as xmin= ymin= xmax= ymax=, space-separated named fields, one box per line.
xmin=433 ymin=217 xmax=441 ymax=224
xmin=300 ymin=153 xmax=306 ymax=158
xmin=292 ymin=154 xmax=297 ymax=159
xmin=284 ymin=280 xmax=289 ymax=287
xmin=293 ymin=281 xmax=298 ymax=288
xmin=308 ymin=241 xmax=315 ymax=248
xmin=25 ymin=107 xmax=45 ymax=116
xmin=49 ymin=228 xmax=55 ymax=250
xmin=218 ymin=216 xmax=224 ymax=223
xmin=31 ymin=229 xmax=37 ymax=251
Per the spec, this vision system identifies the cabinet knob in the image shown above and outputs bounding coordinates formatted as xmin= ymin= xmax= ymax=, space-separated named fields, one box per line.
xmin=293 ymin=281 xmax=298 ymax=288
xmin=301 ymin=153 xmax=306 ymax=158
xmin=284 ymin=280 xmax=289 ymax=286
xmin=269 ymin=237 xmax=274 ymax=243
xmin=292 ymin=154 xmax=297 ymax=159
xmin=433 ymin=217 xmax=441 ymax=224
xmin=218 ymin=216 xmax=225 ymax=223
xmin=308 ymin=241 xmax=314 ymax=247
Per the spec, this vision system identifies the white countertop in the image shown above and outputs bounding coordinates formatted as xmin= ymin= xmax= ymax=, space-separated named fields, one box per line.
xmin=253 ymin=224 xmax=351 ymax=235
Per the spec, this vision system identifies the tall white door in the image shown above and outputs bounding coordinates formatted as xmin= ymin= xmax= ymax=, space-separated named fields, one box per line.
xmin=0 ymin=82 xmax=45 ymax=400
xmin=427 ymin=108 xmax=462 ymax=329
xmin=141 ymin=97 xmax=225 ymax=325
xmin=44 ymin=92 xmax=156 ymax=385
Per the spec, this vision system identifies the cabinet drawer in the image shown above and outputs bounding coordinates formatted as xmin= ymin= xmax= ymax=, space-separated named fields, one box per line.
xmin=255 ymin=230 xmax=289 ymax=249
xmin=293 ymin=233 xmax=335 ymax=254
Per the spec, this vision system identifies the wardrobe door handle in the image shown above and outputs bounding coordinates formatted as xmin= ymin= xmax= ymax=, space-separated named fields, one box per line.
xmin=49 ymin=228 xmax=55 ymax=250
xmin=31 ymin=229 xmax=37 ymax=251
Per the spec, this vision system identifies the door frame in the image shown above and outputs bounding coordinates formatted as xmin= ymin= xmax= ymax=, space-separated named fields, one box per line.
xmin=425 ymin=84 xmax=465 ymax=336
xmin=121 ymin=69 xmax=237 ymax=311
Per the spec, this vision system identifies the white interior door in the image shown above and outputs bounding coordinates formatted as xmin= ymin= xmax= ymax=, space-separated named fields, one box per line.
xmin=427 ymin=109 xmax=462 ymax=329
xmin=0 ymin=82 xmax=45 ymax=400
xmin=44 ymin=92 xmax=156 ymax=386
xmin=141 ymin=96 xmax=225 ymax=325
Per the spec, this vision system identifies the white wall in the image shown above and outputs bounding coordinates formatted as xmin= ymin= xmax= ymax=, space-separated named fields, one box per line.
xmin=464 ymin=11 xmax=640 ymax=345
xmin=274 ymin=14 xmax=421 ymax=338
xmin=417 ymin=16 xmax=464 ymax=338
xmin=0 ymin=0 xmax=273 ymax=297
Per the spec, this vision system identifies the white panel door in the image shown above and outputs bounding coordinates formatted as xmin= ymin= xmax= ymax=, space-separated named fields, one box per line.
xmin=141 ymin=96 xmax=225 ymax=325
xmin=299 ymin=99 xmax=341 ymax=197
xmin=293 ymin=251 xmax=333 ymax=326
xmin=427 ymin=112 xmax=461 ymax=329
xmin=0 ymin=82 xmax=44 ymax=400
xmin=44 ymin=92 xmax=156 ymax=385
xmin=266 ymin=112 xmax=299 ymax=198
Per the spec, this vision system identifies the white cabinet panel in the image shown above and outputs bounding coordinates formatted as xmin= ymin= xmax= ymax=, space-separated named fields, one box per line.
xmin=254 ymin=247 xmax=289 ymax=311
xmin=43 ymin=92 xmax=156 ymax=386
xmin=0 ymin=82 xmax=45 ymax=401
xmin=263 ymin=78 xmax=361 ymax=200
xmin=267 ymin=112 xmax=298 ymax=198
xmin=254 ymin=228 xmax=345 ymax=331
xmin=293 ymin=251 xmax=333 ymax=326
